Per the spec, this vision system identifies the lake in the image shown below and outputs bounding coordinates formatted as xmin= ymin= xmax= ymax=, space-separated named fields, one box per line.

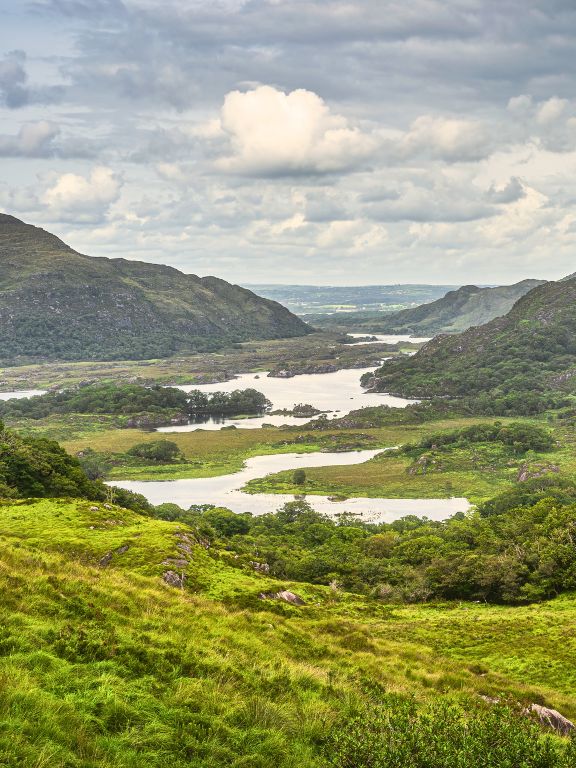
xmin=0 ymin=389 xmax=47 ymax=400
xmin=347 ymin=333 xmax=432 ymax=345
xmin=159 ymin=367 xmax=417 ymax=432
xmin=111 ymin=449 xmax=469 ymax=523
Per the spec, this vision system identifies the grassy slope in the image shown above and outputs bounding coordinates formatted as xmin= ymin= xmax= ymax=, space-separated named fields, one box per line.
xmin=0 ymin=498 xmax=575 ymax=766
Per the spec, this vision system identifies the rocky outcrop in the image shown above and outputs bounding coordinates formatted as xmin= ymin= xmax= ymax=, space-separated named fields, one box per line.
xmin=98 ymin=544 xmax=130 ymax=567
xmin=163 ymin=570 xmax=186 ymax=588
xmin=259 ymin=590 xmax=305 ymax=605
xmin=528 ymin=704 xmax=575 ymax=736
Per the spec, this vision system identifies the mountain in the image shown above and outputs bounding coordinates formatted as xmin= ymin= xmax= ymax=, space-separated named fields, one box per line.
xmin=332 ymin=279 xmax=546 ymax=336
xmin=0 ymin=214 xmax=310 ymax=364
xmin=369 ymin=277 xmax=576 ymax=409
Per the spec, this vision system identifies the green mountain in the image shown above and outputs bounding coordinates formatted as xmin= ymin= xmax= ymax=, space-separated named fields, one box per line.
xmin=334 ymin=279 xmax=546 ymax=336
xmin=0 ymin=214 xmax=310 ymax=364
xmin=369 ymin=277 xmax=576 ymax=410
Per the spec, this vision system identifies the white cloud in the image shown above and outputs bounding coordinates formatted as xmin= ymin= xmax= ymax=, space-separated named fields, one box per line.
xmin=507 ymin=94 xmax=533 ymax=114
xmin=216 ymin=85 xmax=377 ymax=176
xmin=316 ymin=219 xmax=388 ymax=252
xmin=42 ymin=166 xmax=122 ymax=222
xmin=536 ymin=97 xmax=568 ymax=125
xmin=400 ymin=115 xmax=492 ymax=162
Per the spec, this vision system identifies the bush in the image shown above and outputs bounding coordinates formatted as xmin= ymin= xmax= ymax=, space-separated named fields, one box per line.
xmin=127 ymin=440 xmax=183 ymax=463
xmin=324 ymin=696 xmax=573 ymax=767
xmin=292 ymin=469 xmax=306 ymax=485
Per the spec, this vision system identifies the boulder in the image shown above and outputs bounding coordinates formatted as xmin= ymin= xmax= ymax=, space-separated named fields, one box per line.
xmin=259 ymin=590 xmax=305 ymax=606
xmin=528 ymin=704 xmax=575 ymax=736
xmin=163 ymin=570 xmax=185 ymax=588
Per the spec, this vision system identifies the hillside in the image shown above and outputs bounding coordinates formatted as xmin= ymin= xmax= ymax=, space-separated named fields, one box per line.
xmin=0 ymin=214 xmax=310 ymax=364
xmin=314 ymin=280 xmax=545 ymax=335
xmin=1 ymin=496 xmax=575 ymax=766
xmin=368 ymin=277 xmax=576 ymax=410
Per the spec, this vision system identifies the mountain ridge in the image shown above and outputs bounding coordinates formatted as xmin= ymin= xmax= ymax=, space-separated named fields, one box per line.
xmin=0 ymin=214 xmax=311 ymax=364
xmin=368 ymin=276 xmax=576 ymax=411
xmin=330 ymin=279 xmax=547 ymax=336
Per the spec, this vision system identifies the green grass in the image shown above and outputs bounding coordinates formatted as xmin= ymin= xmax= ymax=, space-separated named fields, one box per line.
xmin=55 ymin=416 xmax=518 ymax=485
xmin=0 ymin=498 xmax=575 ymax=765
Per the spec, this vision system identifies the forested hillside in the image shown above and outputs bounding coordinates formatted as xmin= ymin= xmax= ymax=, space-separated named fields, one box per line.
xmin=369 ymin=277 xmax=576 ymax=412
xmin=0 ymin=215 xmax=310 ymax=364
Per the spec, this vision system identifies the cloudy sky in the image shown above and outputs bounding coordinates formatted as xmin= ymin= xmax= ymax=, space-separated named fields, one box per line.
xmin=2 ymin=0 xmax=576 ymax=284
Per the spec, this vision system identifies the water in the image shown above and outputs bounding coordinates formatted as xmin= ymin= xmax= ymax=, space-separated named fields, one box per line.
xmin=110 ymin=449 xmax=469 ymax=523
xmin=347 ymin=333 xmax=431 ymax=345
xmin=0 ymin=389 xmax=47 ymax=401
xmin=159 ymin=367 xmax=417 ymax=432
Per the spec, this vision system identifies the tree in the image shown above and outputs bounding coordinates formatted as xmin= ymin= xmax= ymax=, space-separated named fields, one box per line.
xmin=127 ymin=440 xmax=183 ymax=463
xmin=293 ymin=468 xmax=306 ymax=486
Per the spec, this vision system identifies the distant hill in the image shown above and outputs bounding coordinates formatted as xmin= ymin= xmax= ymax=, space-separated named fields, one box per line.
xmin=315 ymin=280 xmax=546 ymax=335
xmin=0 ymin=215 xmax=310 ymax=364
xmin=369 ymin=277 xmax=576 ymax=411
xmin=243 ymin=283 xmax=457 ymax=315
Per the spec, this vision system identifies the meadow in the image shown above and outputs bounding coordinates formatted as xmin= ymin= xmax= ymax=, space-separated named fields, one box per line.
xmin=0 ymin=497 xmax=574 ymax=766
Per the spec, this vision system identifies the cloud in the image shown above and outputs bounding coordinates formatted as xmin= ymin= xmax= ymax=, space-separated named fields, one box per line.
xmin=364 ymin=178 xmax=496 ymax=223
xmin=536 ymin=96 xmax=568 ymax=125
xmin=0 ymin=121 xmax=60 ymax=157
xmin=0 ymin=49 xmax=63 ymax=108
xmin=399 ymin=115 xmax=493 ymax=162
xmin=0 ymin=50 xmax=29 ymax=108
xmin=486 ymin=177 xmax=526 ymax=204
xmin=42 ymin=166 xmax=122 ymax=222
xmin=215 ymin=86 xmax=377 ymax=176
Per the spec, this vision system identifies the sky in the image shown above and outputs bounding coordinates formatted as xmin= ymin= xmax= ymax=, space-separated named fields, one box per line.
xmin=1 ymin=1 xmax=576 ymax=285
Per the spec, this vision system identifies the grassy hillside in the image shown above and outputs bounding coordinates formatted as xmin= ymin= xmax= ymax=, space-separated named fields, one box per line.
xmin=313 ymin=280 xmax=545 ymax=335
xmin=0 ymin=497 xmax=575 ymax=766
xmin=369 ymin=277 xmax=576 ymax=410
xmin=0 ymin=215 xmax=310 ymax=364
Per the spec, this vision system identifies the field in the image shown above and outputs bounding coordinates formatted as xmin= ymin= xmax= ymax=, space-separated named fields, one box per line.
xmin=243 ymin=418 xmax=576 ymax=503
xmin=0 ymin=497 xmax=575 ymax=766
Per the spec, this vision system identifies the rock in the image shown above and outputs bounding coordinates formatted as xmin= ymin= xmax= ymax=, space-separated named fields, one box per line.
xmin=163 ymin=570 xmax=185 ymax=588
xmin=249 ymin=561 xmax=270 ymax=574
xmin=517 ymin=463 xmax=560 ymax=482
xmin=258 ymin=590 xmax=305 ymax=606
xmin=99 ymin=551 xmax=113 ymax=567
xmin=277 ymin=590 xmax=305 ymax=605
xmin=89 ymin=506 xmax=99 ymax=511
xmin=528 ymin=704 xmax=575 ymax=735
xmin=98 ymin=543 xmax=130 ymax=567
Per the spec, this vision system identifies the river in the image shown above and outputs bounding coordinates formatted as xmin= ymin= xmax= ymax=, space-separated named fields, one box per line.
xmin=111 ymin=449 xmax=469 ymax=522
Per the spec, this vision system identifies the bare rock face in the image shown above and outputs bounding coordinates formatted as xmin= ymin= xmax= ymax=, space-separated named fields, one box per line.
xmin=163 ymin=570 xmax=185 ymax=588
xmin=528 ymin=704 xmax=575 ymax=736
xmin=259 ymin=590 xmax=305 ymax=605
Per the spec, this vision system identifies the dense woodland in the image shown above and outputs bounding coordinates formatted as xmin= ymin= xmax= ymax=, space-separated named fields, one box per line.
xmin=154 ymin=470 xmax=576 ymax=605
xmin=0 ymin=383 xmax=272 ymax=422
xmin=0 ymin=420 xmax=151 ymax=513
